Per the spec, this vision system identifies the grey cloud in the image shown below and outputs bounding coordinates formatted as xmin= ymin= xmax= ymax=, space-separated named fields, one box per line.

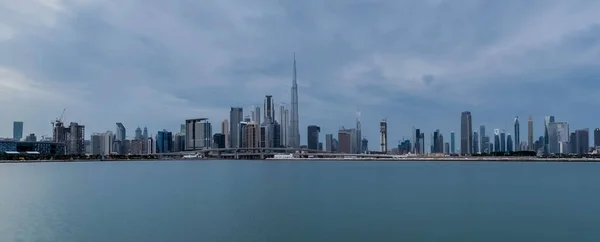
xmin=1 ymin=0 xmax=600 ymax=148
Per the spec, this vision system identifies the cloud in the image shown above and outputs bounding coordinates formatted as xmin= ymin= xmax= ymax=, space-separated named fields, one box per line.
xmin=1 ymin=0 xmax=600 ymax=149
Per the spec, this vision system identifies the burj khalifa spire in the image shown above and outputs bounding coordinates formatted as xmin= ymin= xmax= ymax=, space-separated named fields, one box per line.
xmin=289 ymin=53 xmax=300 ymax=148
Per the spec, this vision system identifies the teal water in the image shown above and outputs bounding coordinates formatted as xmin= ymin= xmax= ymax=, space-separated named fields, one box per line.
xmin=1 ymin=160 xmax=599 ymax=241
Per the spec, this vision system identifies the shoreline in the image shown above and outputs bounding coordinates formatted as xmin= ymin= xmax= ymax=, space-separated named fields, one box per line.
xmin=2 ymin=157 xmax=600 ymax=163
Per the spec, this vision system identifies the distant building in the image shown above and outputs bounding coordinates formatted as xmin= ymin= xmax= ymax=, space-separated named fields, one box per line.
xmin=221 ymin=120 xmax=229 ymax=149
xmin=548 ymin=122 xmax=569 ymax=154
xmin=460 ymin=111 xmax=472 ymax=155
xmin=380 ymin=120 xmax=388 ymax=153
xmin=361 ymin=138 xmax=368 ymax=153
xmin=514 ymin=117 xmax=520 ymax=152
xmin=135 ymin=127 xmax=142 ymax=140
xmin=338 ymin=129 xmax=353 ymax=154
xmin=156 ymin=130 xmax=173 ymax=153
xmin=307 ymin=125 xmax=320 ymax=150
xmin=450 ymin=131 xmax=455 ymax=154
xmin=25 ymin=133 xmax=36 ymax=142
xmin=213 ymin=133 xmax=226 ymax=149
xmin=318 ymin=142 xmax=323 ymax=151
xmin=575 ymin=129 xmax=589 ymax=155
xmin=13 ymin=121 xmax=23 ymax=141
xmin=594 ymin=128 xmax=600 ymax=148
xmin=528 ymin=116 xmax=534 ymax=151
xmin=0 ymin=140 xmax=65 ymax=155
xmin=325 ymin=134 xmax=333 ymax=152
xmin=230 ymin=107 xmax=243 ymax=148
xmin=507 ymin=134 xmax=513 ymax=153
xmin=544 ymin=116 xmax=555 ymax=153
xmin=186 ymin=118 xmax=212 ymax=150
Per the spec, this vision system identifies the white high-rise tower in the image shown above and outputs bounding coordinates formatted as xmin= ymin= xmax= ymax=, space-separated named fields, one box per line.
xmin=289 ymin=53 xmax=300 ymax=148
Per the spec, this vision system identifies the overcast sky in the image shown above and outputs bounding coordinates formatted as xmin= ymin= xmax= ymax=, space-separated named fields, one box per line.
xmin=1 ymin=0 xmax=600 ymax=148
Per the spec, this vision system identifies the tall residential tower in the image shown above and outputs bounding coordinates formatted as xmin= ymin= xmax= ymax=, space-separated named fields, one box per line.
xmin=289 ymin=53 xmax=300 ymax=148
xmin=461 ymin=111 xmax=473 ymax=155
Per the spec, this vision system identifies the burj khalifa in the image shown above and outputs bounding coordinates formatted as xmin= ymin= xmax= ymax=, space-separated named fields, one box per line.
xmin=289 ymin=53 xmax=300 ymax=148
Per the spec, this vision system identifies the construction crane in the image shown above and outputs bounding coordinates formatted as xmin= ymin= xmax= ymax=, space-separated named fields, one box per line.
xmin=51 ymin=108 xmax=67 ymax=128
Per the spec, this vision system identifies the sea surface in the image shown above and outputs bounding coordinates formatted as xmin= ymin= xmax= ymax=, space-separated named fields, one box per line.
xmin=1 ymin=160 xmax=600 ymax=242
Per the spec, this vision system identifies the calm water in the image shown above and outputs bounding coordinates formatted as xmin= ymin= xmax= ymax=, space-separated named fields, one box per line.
xmin=1 ymin=160 xmax=599 ymax=242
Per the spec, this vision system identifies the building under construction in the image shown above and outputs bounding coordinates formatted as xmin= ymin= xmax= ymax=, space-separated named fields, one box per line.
xmin=52 ymin=120 xmax=85 ymax=155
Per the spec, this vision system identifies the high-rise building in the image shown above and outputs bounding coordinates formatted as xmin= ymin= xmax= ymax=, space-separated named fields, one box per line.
xmin=230 ymin=107 xmax=243 ymax=148
xmin=361 ymin=138 xmax=368 ymax=153
xmin=325 ymin=134 xmax=333 ymax=152
xmin=514 ymin=116 xmax=520 ymax=152
xmin=250 ymin=105 xmax=261 ymax=125
xmin=156 ymin=130 xmax=173 ymax=153
xmin=116 ymin=123 xmax=126 ymax=142
xmin=507 ymin=134 xmax=513 ymax=153
xmin=213 ymin=133 xmax=226 ymax=148
xmin=279 ymin=105 xmax=288 ymax=148
xmin=221 ymin=120 xmax=229 ymax=148
xmin=450 ymin=131 xmax=455 ymax=154
xmin=65 ymin=122 xmax=85 ymax=155
xmin=289 ymin=53 xmax=300 ymax=148
xmin=380 ymin=119 xmax=388 ymax=153
xmin=135 ymin=127 xmax=142 ymax=140
xmin=143 ymin=127 xmax=148 ymax=139
xmin=338 ymin=129 xmax=353 ymax=153
xmin=473 ymin=131 xmax=479 ymax=154
xmin=307 ymin=125 xmax=320 ymax=150
xmin=570 ymin=132 xmax=577 ymax=154
xmin=356 ymin=111 xmax=362 ymax=154
xmin=185 ymin=118 xmax=212 ymax=150
xmin=575 ymin=129 xmax=589 ymax=155
xmin=494 ymin=129 xmax=500 ymax=152
xmin=528 ymin=116 xmax=534 ymax=151
xmin=13 ymin=121 xmax=23 ymax=141
xmin=500 ymin=131 xmax=506 ymax=153
xmin=479 ymin=125 xmax=486 ymax=152
xmin=173 ymin=133 xmax=186 ymax=152
xmin=594 ymin=128 xmax=600 ymax=148
xmin=460 ymin=111 xmax=473 ymax=155
xmin=264 ymin=95 xmax=275 ymax=123
xmin=544 ymin=116 xmax=555 ymax=153
xmin=548 ymin=122 xmax=569 ymax=154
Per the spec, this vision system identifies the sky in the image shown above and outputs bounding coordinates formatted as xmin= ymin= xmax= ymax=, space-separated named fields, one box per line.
xmin=1 ymin=0 xmax=600 ymax=149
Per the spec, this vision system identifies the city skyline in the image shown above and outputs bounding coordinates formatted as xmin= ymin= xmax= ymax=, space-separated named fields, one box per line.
xmin=2 ymin=1 xmax=600 ymax=149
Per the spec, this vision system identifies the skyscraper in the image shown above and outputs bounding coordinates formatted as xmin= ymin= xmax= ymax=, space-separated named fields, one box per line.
xmin=507 ymin=134 xmax=513 ymax=153
xmin=544 ymin=116 xmax=555 ymax=153
xmin=479 ymin=125 xmax=486 ymax=152
xmin=221 ymin=119 xmax=229 ymax=148
xmin=500 ymin=131 xmax=506 ymax=153
xmin=279 ymin=105 xmax=288 ymax=148
xmin=251 ymin=105 xmax=261 ymax=125
xmin=494 ymin=129 xmax=501 ymax=152
xmin=356 ymin=111 xmax=362 ymax=154
xmin=230 ymin=107 xmax=243 ymax=148
xmin=575 ymin=129 xmax=590 ymax=155
xmin=264 ymin=95 xmax=275 ymax=123
xmin=143 ymin=127 xmax=148 ymax=139
xmin=135 ymin=127 xmax=142 ymax=140
xmin=473 ymin=131 xmax=479 ymax=154
xmin=450 ymin=131 xmax=455 ymax=154
xmin=116 ymin=123 xmax=126 ymax=142
xmin=594 ymin=128 xmax=600 ymax=148
xmin=460 ymin=111 xmax=472 ymax=155
xmin=380 ymin=119 xmax=388 ymax=153
xmin=307 ymin=125 xmax=320 ymax=150
xmin=528 ymin=116 xmax=534 ymax=151
xmin=325 ymin=134 xmax=333 ymax=152
xmin=13 ymin=121 xmax=23 ymax=141
xmin=185 ymin=118 xmax=212 ymax=150
xmin=514 ymin=116 xmax=520 ymax=151
xmin=548 ymin=121 xmax=569 ymax=154
xmin=289 ymin=53 xmax=300 ymax=148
